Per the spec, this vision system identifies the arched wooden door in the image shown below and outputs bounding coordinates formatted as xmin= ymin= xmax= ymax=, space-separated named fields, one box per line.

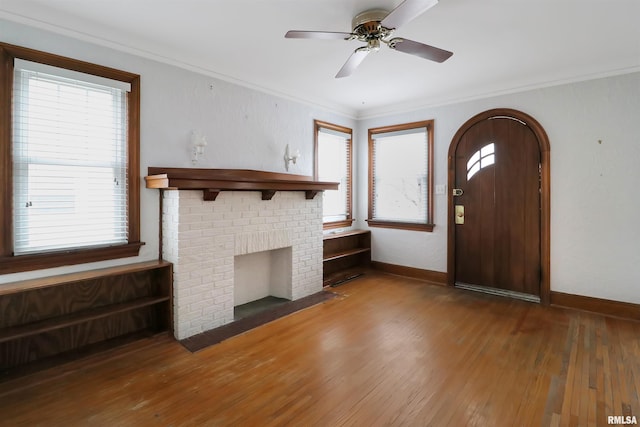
xmin=447 ymin=109 xmax=550 ymax=304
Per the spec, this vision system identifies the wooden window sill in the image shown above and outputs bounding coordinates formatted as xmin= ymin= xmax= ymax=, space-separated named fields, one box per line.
xmin=366 ymin=219 xmax=434 ymax=232
xmin=323 ymin=219 xmax=355 ymax=230
xmin=0 ymin=242 xmax=144 ymax=274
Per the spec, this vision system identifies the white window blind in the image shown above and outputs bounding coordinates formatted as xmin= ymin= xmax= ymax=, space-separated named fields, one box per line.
xmin=317 ymin=126 xmax=351 ymax=223
xmin=12 ymin=60 xmax=129 ymax=255
xmin=371 ymin=127 xmax=428 ymax=223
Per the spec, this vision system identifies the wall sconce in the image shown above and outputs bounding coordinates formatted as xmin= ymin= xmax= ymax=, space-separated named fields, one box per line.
xmin=191 ymin=131 xmax=207 ymax=165
xmin=284 ymin=144 xmax=300 ymax=171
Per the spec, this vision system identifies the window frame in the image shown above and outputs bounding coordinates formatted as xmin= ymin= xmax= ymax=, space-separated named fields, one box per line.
xmin=313 ymin=120 xmax=353 ymax=230
xmin=367 ymin=120 xmax=435 ymax=232
xmin=0 ymin=42 xmax=142 ymax=274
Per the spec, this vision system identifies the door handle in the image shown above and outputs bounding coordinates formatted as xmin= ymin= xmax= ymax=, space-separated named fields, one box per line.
xmin=455 ymin=205 xmax=464 ymax=224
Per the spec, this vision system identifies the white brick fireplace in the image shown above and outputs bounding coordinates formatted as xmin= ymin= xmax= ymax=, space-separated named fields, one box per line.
xmin=162 ymin=189 xmax=323 ymax=340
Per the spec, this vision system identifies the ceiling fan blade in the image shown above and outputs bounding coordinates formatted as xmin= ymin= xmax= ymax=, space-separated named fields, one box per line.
xmin=388 ymin=38 xmax=453 ymax=63
xmin=335 ymin=49 xmax=370 ymax=78
xmin=285 ymin=30 xmax=353 ymax=40
xmin=381 ymin=0 xmax=439 ymax=30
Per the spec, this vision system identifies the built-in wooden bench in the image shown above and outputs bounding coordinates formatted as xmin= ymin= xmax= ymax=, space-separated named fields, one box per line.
xmin=0 ymin=260 xmax=172 ymax=379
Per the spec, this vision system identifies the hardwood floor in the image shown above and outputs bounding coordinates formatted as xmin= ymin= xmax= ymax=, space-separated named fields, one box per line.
xmin=0 ymin=273 xmax=638 ymax=426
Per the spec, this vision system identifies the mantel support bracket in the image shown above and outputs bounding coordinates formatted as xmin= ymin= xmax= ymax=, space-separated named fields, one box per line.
xmin=202 ymin=189 xmax=220 ymax=201
xmin=305 ymin=190 xmax=320 ymax=200
xmin=261 ymin=190 xmax=277 ymax=201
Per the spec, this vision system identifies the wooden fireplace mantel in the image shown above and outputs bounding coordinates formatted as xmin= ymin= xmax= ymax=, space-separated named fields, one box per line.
xmin=144 ymin=167 xmax=339 ymax=201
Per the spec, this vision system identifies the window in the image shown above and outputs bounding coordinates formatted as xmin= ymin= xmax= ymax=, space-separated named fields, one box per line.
xmin=466 ymin=142 xmax=495 ymax=180
xmin=368 ymin=120 xmax=434 ymax=232
xmin=314 ymin=120 xmax=353 ymax=229
xmin=0 ymin=43 xmax=142 ymax=274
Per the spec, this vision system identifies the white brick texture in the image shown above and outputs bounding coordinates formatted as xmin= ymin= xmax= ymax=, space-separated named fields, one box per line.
xmin=163 ymin=190 xmax=323 ymax=340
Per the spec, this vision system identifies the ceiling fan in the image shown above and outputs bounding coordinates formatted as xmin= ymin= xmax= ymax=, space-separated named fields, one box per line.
xmin=285 ymin=0 xmax=453 ymax=78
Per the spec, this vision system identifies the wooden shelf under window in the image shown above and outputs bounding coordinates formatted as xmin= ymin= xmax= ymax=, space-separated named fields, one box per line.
xmin=0 ymin=296 xmax=170 ymax=343
xmin=323 ymin=230 xmax=371 ymax=287
xmin=323 ymin=247 xmax=371 ymax=263
xmin=0 ymin=260 xmax=172 ymax=377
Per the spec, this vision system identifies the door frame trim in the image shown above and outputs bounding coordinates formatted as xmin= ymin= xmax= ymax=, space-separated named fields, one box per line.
xmin=447 ymin=108 xmax=551 ymax=305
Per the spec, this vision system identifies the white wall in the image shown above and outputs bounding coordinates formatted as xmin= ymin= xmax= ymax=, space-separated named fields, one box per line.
xmin=0 ymin=19 xmax=354 ymax=284
xmin=355 ymin=71 xmax=640 ymax=304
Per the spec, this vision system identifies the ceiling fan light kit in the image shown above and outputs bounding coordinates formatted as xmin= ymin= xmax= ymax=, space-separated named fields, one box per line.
xmin=285 ymin=0 xmax=453 ymax=78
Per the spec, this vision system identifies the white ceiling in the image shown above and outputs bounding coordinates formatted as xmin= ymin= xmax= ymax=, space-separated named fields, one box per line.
xmin=1 ymin=0 xmax=639 ymax=118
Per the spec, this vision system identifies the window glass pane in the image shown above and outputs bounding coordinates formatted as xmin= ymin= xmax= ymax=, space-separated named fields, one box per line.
xmin=481 ymin=153 xmax=495 ymax=168
xmin=481 ymin=142 xmax=494 ymax=156
xmin=373 ymin=131 xmax=427 ymax=223
xmin=13 ymin=63 xmax=128 ymax=255
xmin=317 ymin=127 xmax=350 ymax=223
xmin=467 ymin=162 xmax=480 ymax=180
xmin=467 ymin=151 xmax=480 ymax=171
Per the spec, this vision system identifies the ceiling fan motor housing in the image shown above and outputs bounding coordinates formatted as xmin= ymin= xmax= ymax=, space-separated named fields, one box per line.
xmin=351 ymin=9 xmax=391 ymax=40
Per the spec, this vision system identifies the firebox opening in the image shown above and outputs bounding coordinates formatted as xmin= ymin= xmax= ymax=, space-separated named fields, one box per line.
xmin=233 ymin=247 xmax=292 ymax=320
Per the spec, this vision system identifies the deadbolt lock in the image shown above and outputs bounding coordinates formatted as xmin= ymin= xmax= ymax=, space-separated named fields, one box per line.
xmin=455 ymin=205 xmax=464 ymax=224
xmin=453 ymin=188 xmax=464 ymax=196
